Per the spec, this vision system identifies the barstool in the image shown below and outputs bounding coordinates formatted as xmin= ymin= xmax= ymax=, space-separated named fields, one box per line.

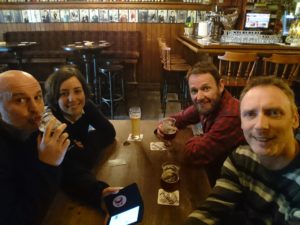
xmin=98 ymin=61 xmax=125 ymax=118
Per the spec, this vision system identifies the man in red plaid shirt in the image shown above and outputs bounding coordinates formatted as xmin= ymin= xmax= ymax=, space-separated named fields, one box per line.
xmin=156 ymin=61 xmax=245 ymax=185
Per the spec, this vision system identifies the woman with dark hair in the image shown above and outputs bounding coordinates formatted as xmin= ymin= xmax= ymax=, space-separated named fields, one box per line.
xmin=44 ymin=65 xmax=118 ymax=208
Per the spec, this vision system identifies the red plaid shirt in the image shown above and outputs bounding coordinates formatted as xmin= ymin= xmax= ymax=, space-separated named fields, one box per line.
xmin=171 ymin=90 xmax=245 ymax=165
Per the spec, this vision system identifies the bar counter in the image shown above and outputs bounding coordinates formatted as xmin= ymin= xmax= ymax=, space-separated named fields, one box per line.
xmin=177 ymin=35 xmax=300 ymax=55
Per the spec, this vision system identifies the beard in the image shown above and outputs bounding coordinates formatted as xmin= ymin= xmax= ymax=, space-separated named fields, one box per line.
xmin=193 ymin=94 xmax=222 ymax=115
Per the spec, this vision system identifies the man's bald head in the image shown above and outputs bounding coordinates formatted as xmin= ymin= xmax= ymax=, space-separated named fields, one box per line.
xmin=0 ymin=70 xmax=40 ymax=94
xmin=0 ymin=70 xmax=44 ymax=138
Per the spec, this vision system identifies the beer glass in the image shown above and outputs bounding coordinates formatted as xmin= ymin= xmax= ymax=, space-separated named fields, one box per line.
xmin=39 ymin=108 xmax=62 ymax=133
xmin=160 ymin=162 xmax=180 ymax=192
xmin=159 ymin=117 xmax=177 ymax=149
xmin=129 ymin=106 xmax=141 ymax=140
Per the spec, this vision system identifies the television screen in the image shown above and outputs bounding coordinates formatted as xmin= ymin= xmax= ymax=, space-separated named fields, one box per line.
xmin=245 ymin=12 xmax=271 ymax=29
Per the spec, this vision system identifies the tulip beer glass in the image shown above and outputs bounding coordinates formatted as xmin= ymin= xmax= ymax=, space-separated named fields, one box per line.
xmin=129 ymin=106 xmax=141 ymax=140
xmin=160 ymin=162 xmax=180 ymax=192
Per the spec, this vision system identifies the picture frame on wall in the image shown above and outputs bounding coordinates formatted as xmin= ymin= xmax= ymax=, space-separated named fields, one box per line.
xmin=60 ymin=9 xmax=70 ymax=23
xmin=21 ymin=10 xmax=30 ymax=23
xmin=80 ymin=9 xmax=89 ymax=23
xmin=69 ymin=9 xmax=80 ymax=22
xmin=109 ymin=9 xmax=119 ymax=22
xmin=138 ymin=10 xmax=148 ymax=23
xmin=157 ymin=10 xmax=167 ymax=23
xmin=119 ymin=9 xmax=129 ymax=22
xmin=167 ymin=10 xmax=177 ymax=23
xmin=50 ymin=9 xmax=60 ymax=22
xmin=148 ymin=10 xmax=157 ymax=23
xmin=40 ymin=9 xmax=50 ymax=23
xmin=90 ymin=9 xmax=99 ymax=23
xmin=12 ymin=10 xmax=21 ymax=23
xmin=129 ymin=10 xmax=137 ymax=23
xmin=99 ymin=9 xmax=109 ymax=22
xmin=177 ymin=10 xmax=187 ymax=23
xmin=2 ymin=10 xmax=14 ymax=23
xmin=30 ymin=10 xmax=41 ymax=23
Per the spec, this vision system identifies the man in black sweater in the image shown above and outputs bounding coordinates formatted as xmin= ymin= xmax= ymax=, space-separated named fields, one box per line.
xmin=0 ymin=70 xmax=120 ymax=225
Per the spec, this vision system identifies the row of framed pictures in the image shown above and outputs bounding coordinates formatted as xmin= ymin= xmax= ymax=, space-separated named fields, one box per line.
xmin=0 ymin=9 xmax=205 ymax=23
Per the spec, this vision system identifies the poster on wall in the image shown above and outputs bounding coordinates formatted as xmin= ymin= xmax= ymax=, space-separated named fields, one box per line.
xmin=148 ymin=10 xmax=157 ymax=23
xmin=157 ymin=10 xmax=167 ymax=23
xmin=30 ymin=10 xmax=42 ymax=23
xmin=119 ymin=9 xmax=129 ymax=22
xmin=80 ymin=9 xmax=89 ymax=22
xmin=109 ymin=9 xmax=119 ymax=22
xmin=167 ymin=10 xmax=177 ymax=23
xmin=138 ymin=10 xmax=148 ymax=23
xmin=60 ymin=9 xmax=70 ymax=22
xmin=50 ymin=9 xmax=60 ymax=22
xmin=41 ymin=9 xmax=50 ymax=23
xmin=69 ymin=9 xmax=80 ymax=22
xmin=177 ymin=10 xmax=187 ymax=23
xmin=90 ymin=9 xmax=99 ymax=23
xmin=99 ymin=9 xmax=109 ymax=22
xmin=129 ymin=10 xmax=137 ymax=23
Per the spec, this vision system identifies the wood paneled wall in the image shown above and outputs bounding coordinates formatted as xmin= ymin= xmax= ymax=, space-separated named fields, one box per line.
xmin=0 ymin=22 xmax=185 ymax=84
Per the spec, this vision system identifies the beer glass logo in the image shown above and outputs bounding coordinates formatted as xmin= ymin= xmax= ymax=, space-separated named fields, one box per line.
xmin=112 ymin=195 xmax=127 ymax=208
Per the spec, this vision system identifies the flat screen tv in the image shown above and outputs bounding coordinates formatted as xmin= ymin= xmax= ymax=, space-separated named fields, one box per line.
xmin=244 ymin=12 xmax=271 ymax=29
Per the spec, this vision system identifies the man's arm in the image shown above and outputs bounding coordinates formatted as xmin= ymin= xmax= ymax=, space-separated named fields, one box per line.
xmin=184 ymin=115 xmax=244 ymax=165
xmin=61 ymin=155 xmax=109 ymax=209
xmin=184 ymin=155 xmax=243 ymax=225
xmin=170 ymin=105 xmax=200 ymax=129
xmin=0 ymin=147 xmax=61 ymax=225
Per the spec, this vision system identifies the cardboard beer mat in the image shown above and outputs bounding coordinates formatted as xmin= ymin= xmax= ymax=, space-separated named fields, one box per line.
xmin=108 ymin=159 xmax=127 ymax=167
xmin=150 ymin=142 xmax=167 ymax=151
xmin=157 ymin=189 xmax=179 ymax=206
xmin=127 ymin=134 xmax=143 ymax=142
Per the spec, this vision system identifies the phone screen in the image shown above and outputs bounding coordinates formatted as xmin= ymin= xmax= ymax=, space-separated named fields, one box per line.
xmin=108 ymin=206 xmax=140 ymax=225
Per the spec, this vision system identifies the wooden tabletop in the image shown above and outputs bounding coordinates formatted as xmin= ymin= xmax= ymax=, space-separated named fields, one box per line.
xmin=42 ymin=120 xmax=211 ymax=225
xmin=177 ymin=35 xmax=300 ymax=55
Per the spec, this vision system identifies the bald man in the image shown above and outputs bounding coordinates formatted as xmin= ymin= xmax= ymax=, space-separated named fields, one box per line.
xmin=0 ymin=70 xmax=70 ymax=225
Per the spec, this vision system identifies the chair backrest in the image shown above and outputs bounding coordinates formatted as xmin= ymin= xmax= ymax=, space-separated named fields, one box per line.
xmin=263 ymin=54 xmax=300 ymax=84
xmin=218 ymin=51 xmax=257 ymax=82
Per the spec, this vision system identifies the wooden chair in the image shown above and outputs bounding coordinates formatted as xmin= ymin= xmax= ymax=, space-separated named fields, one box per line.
xmin=263 ymin=54 xmax=300 ymax=85
xmin=218 ymin=51 xmax=257 ymax=96
xmin=160 ymin=46 xmax=191 ymax=116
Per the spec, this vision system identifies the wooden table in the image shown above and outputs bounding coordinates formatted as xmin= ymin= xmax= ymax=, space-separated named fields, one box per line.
xmin=177 ymin=35 xmax=300 ymax=55
xmin=62 ymin=41 xmax=111 ymax=103
xmin=42 ymin=120 xmax=211 ymax=225
xmin=0 ymin=41 xmax=38 ymax=69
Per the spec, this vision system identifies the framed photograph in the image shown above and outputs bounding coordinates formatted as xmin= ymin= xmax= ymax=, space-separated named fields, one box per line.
xmin=157 ymin=10 xmax=167 ymax=23
xmin=119 ymin=9 xmax=128 ymax=22
xmin=40 ymin=9 xmax=50 ymax=23
xmin=99 ymin=9 xmax=109 ymax=22
xmin=109 ymin=9 xmax=119 ymax=22
xmin=0 ymin=11 xmax=4 ymax=23
xmin=90 ymin=9 xmax=99 ymax=23
xmin=187 ymin=10 xmax=196 ymax=23
xmin=148 ymin=10 xmax=157 ymax=23
xmin=80 ymin=9 xmax=89 ymax=23
xmin=138 ymin=10 xmax=148 ymax=23
xmin=177 ymin=10 xmax=187 ymax=23
xmin=167 ymin=10 xmax=177 ymax=23
xmin=2 ymin=10 xmax=14 ymax=23
xmin=21 ymin=10 xmax=30 ymax=23
xmin=69 ymin=9 xmax=80 ymax=22
xmin=129 ymin=10 xmax=137 ymax=23
xmin=12 ymin=10 xmax=21 ymax=23
xmin=50 ymin=9 xmax=60 ymax=22
xmin=60 ymin=9 xmax=70 ymax=23
xmin=30 ymin=10 xmax=41 ymax=23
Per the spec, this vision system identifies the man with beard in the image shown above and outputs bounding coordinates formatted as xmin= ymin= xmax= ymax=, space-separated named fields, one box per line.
xmin=184 ymin=76 xmax=300 ymax=225
xmin=156 ymin=61 xmax=245 ymax=185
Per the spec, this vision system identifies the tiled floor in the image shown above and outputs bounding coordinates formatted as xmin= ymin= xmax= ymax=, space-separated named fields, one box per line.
xmin=100 ymin=89 xmax=182 ymax=120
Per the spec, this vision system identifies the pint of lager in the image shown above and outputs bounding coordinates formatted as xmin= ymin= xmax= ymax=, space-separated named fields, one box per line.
xmin=129 ymin=106 xmax=141 ymax=140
